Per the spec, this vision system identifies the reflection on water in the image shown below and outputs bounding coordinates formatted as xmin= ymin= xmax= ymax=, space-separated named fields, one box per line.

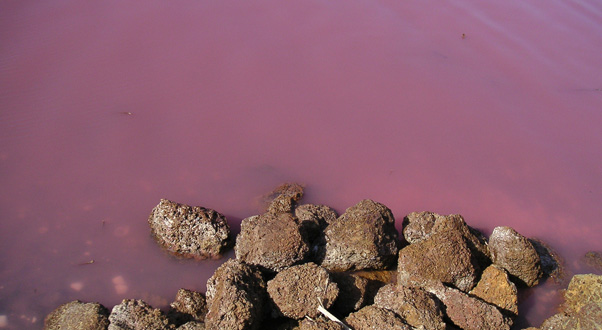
xmin=1 ymin=0 xmax=601 ymax=329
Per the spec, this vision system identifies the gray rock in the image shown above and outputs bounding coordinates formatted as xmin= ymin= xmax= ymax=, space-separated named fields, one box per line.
xmin=330 ymin=272 xmax=370 ymax=315
xmin=267 ymin=262 xmax=339 ymax=319
xmin=44 ymin=300 xmax=109 ymax=330
xmin=108 ymin=299 xmax=173 ymax=330
xmin=168 ymin=289 xmax=207 ymax=326
xmin=148 ymin=199 xmax=232 ymax=259
xmin=344 ymin=306 xmax=412 ymax=330
xmin=489 ymin=226 xmax=543 ymax=287
xmin=397 ymin=230 xmax=480 ymax=292
xmin=205 ymin=259 xmax=266 ymax=330
xmin=469 ymin=264 xmax=518 ymax=316
xmin=373 ymin=284 xmax=447 ymax=330
xmin=319 ymin=200 xmax=399 ymax=271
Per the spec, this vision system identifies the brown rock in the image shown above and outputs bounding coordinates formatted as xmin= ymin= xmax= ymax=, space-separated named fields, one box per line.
xmin=373 ymin=284 xmax=446 ymax=330
xmin=148 ymin=199 xmax=232 ymax=259
xmin=108 ymin=299 xmax=173 ymax=330
xmin=428 ymin=283 xmax=512 ymax=330
xmin=330 ymin=272 xmax=370 ymax=315
xmin=530 ymin=238 xmax=565 ymax=283
xmin=582 ymin=251 xmax=602 ymax=271
xmin=344 ymin=306 xmax=412 ymax=330
xmin=267 ymin=263 xmax=339 ymax=319
xmin=168 ymin=289 xmax=207 ymax=326
xmin=489 ymin=226 xmax=543 ymax=287
xmin=44 ymin=300 xmax=109 ymax=330
xmin=264 ymin=183 xmax=304 ymax=214
xmin=319 ymin=200 xmax=399 ymax=271
xmin=295 ymin=204 xmax=338 ymax=242
xmin=469 ymin=265 xmax=518 ymax=316
xmin=177 ymin=322 xmax=205 ymax=330
xmin=298 ymin=318 xmax=344 ymax=330
xmin=397 ymin=230 xmax=480 ymax=292
xmin=205 ymin=259 xmax=266 ymax=330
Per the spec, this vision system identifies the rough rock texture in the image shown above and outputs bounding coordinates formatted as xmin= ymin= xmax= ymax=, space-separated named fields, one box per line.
xmin=148 ymin=199 xmax=232 ymax=259
xmin=582 ymin=251 xmax=602 ymax=271
xmin=205 ymin=259 xmax=266 ymax=330
xmin=428 ymin=283 xmax=513 ymax=330
xmin=344 ymin=306 xmax=412 ymax=330
xmin=264 ymin=183 xmax=304 ymax=214
xmin=330 ymin=272 xmax=370 ymax=315
xmin=397 ymin=230 xmax=480 ymax=292
xmin=44 ymin=300 xmax=109 ymax=330
xmin=298 ymin=318 xmax=344 ymax=330
xmin=235 ymin=212 xmax=310 ymax=272
xmin=108 ymin=299 xmax=173 ymax=330
xmin=530 ymin=238 xmax=565 ymax=283
xmin=295 ymin=204 xmax=338 ymax=245
xmin=319 ymin=200 xmax=399 ymax=271
xmin=168 ymin=289 xmax=207 ymax=326
xmin=489 ymin=226 xmax=543 ymax=287
xmin=373 ymin=284 xmax=447 ymax=330
xmin=177 ymin=321 xmax=205 ymax=330
xmin=469 ymin=265 xmax=518 ymax=316
xmin=267 ymin=263 xmax=339 ymax=319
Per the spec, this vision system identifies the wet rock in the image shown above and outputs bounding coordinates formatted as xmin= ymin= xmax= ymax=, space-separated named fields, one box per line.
xmin=530 ymin=238 xmax=565 ymax=283
xmin=295 ymin=204 xmax=338 ymax=245
xmin=177 ymin=321 xmax=205 ymax=330
xmin=235 ymin=212 xmax=310 ymax=272
xmin=344 ymin=306 xmax=412 ymax=330
xmin=428 ymin=282 xmax=513 ymax=330
xmin=319 ymin=200 xmax=399 ymax=271
xmin=373 ymin=284 xmax=447 ymax=330
xmin=489 ymin=226 xmax=543 ymax=287
xmin=469 ymin=264 xmax=518 ymax=316
xmin=298 ymin=318 xmax=344 ymax=330
xmin=582 ymin=251 xmax=602 ymax=271
xmin=168 ymin=289 xmax=207 ymax=326
xmin=397 ymin=230 xmax=480 ymax=292
xmin=330 ymin=272 xmax=370 ymax=315
xmin=44 ymin=300 xmax=109 ymax=330
xmin=267 ymin=262 xmax=339 ymax=319
xmin=264 ymin=183 xmax=304 ymax=214
xmin=148 ymin=199 xmax=232 ymax=259
xmin=108 ymin=299 xmax=173 ymax=330
xmin=205 ymin=259 xmax=266 ymax=330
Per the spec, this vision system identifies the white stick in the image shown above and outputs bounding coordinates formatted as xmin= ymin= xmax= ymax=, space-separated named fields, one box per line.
xmin=317 ymin=304 xmax=352 ymax=330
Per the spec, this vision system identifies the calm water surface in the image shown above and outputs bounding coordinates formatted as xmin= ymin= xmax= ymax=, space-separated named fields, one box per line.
xmin=1 ymin=1 xmax=601 ymax=329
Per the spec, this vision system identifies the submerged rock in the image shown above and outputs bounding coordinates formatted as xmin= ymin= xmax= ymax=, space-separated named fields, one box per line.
xmin=582 ymin=251 xmax=602 ymax=271
xmin=264 ymin=183 xmax=305 ymax=214
xmin=205 ymin=259 xmax=266 ymax=330
xmin=469 ymin=264 xmax=518 ymax=316
xmin=489 ymin=226 xmax=543 ymax=287
xmin=148 ymin=199 xmax=232 ymax=260
xmin=168 ymin=289 xmax=207 ymax=326
xmin=44 ymin=300 xmax=109 ymax=330
xmin=108 ymin=299 xmax=173 ymax=330
xmin=344 ymin=306 xmax=412 ymax=330
xmin=319 ymin=200 xmax=399 ymax=271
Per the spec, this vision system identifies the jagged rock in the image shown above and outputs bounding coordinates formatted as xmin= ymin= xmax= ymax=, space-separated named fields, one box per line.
xmin=298 ymin=318 xmax=344 ymax=330
xmin=235 ymin=212 xmax=310 ymax=272
xmin=428 ymin=282 xmax=512 ymax=330
xmin=330 ymin=272 xmax=370 ymax=315
xmin=267 ymin=262 xmax=339 ymax=319
xmin=582 ymin=251 xmax=602 ymax=271
xmin=108 ymin=299 xmax=173 ymax=330
xmin=295 ymin=204 xmax=338 ymax=246
xmin=489 ymin=226 xmax=543 ymax=287
xmin=319 ymin=200 xmax=399 ymax=271
xmin=264 ymin=183 xmax=304 ymax=214
xmin=205 ymin=259 xmax=266 ymax=330
xmin=469 ymin=264 xmax=518 ymax=316
xmin=177 ymin=321 xmax=205 ymax=330
xmin=168 ymin=289 xmax=207 ymax=326
xmin=44 ymin=300 xmax=109 ymax=330
xmin=148 ymin=199 xmax=232 ymax=259
xmin=344 ymin=306 xmax=412 ymax=330
xmin=530 ymin=238 xmax=565 ymax=283
xmin=373 ymin=284 xmax=446 ymax=330
xmin=397 ymin=230 xmax=480 ymax=292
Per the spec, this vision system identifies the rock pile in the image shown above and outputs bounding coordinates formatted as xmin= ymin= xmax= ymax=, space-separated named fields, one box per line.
xmin=47 ymin=184 xmax=598 ymax=330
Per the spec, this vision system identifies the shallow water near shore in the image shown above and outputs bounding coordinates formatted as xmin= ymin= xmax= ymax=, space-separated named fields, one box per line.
xmin=1 ymin=1 xmax=602 ymax=329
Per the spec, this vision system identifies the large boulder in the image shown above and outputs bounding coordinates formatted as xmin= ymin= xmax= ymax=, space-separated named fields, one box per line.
xmin=267 ymin=262 xmax=339 ymax=319
xmin=397 ymin=230 xmax=480 ymax=292
xmin=373 ymin=284 xmax=447 ymax=330
xmin=319 ymin=200 xmax=399 ymax=271
xmin=344 ymin=306 xmax=412 ymax=330
xmin=148 ymin=199 xmax=232 ymax=259
xmin=168 ymin=289 xmax=207 ymax=326
xmin=469 ymin=264 xmax=518 ymax=316
xmin=489 ymin=226 xmax=543 ymax=287
xmin=205 ymin=259 xmax=266 ymax=330
xmin=108 ymin=299 xmax=173 ymax=330
xmin=44 ymin=300 xmax=109 ymax=330
xmin=428 ymin=283 xmax=513 ymax=330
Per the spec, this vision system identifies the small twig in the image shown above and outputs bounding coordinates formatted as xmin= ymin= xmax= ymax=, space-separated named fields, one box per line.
xmin=316 ymin=298 xmax=352 ymax=330
xmin=77 ymin=259 xmax=95 ymax=266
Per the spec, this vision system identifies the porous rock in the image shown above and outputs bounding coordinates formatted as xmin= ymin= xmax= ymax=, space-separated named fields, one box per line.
xmin=264 ymin=183 xmax=304 ymax=214
xmin=267 ymin=262 xmax=338 ymax=319
xmin=530 ymin=238 xmax=565 ymax=283
xmin=397 ymin=230 xmax=480 ymax=292
xmin=344 ymin=306 xmax=412 ymax=330
xmin=108 ymin=299 xmax=173 ymax=330
xmin=330 ymin=272 xmax=370 ymax=315
xmin=205 ymin=259 xmax=266 ymax=330
xmin=553 ymin=273 xmax=602 ymax=328
xmin=235 ymin=212 xmax=310 ymax=272
xmin=148 ymin=199 xmax=232 ymax=259
xmin=489 ymin=226 xmax=543 ymax=287
xmin=168 ymin=289 xmax=207 ymax=326
xmin=44 ymin=300 xmax=109 ymax=330
xmin=428 ymin=282 xmax=512 ymax=330
xmin=373 ymin=284 xmax=446 ymax=330
xmin=177 ymin=321 xmax=205 ymax=330
xmin=295 ymin=204 xmax=338 ymax=244
xmin=298 ymin=318 xmax=343 ymax=330
xmin=319 ymin=200 xmax=399 ymax=271
xmin=469 ymin=264 xmax=518 ymax=316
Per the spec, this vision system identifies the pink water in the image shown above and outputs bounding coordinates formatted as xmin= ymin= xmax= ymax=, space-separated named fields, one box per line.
xmin=1 ymin=1 xmax=601 ymax=329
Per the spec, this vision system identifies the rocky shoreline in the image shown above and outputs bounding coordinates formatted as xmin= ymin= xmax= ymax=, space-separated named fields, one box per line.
xmin=44 ymin=184 xmax=602 ymax=330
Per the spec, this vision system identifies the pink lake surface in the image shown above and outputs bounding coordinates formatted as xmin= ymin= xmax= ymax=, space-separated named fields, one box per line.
xmin=1 ymin=1 xmax=602 ymax=329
